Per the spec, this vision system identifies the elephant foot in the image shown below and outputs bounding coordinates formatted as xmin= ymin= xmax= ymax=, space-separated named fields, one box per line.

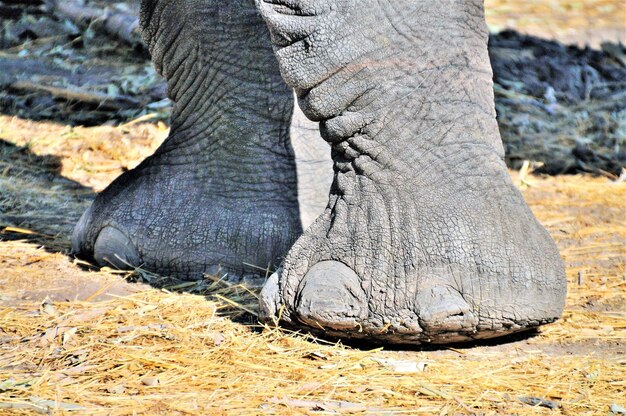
xmin=260 ymin=162 xmax=566 ymax=343
xmin=71 ymin=146 xmax=303 ymax=280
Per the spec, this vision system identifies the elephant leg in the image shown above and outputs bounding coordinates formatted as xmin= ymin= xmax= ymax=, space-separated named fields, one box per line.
xmin=290 ymin=101 xmax=333 ymax=228
xmin=72 ymin=0 xmax=302 ymax=280
xmin=257 ymin=0 xmax=566 ymax=343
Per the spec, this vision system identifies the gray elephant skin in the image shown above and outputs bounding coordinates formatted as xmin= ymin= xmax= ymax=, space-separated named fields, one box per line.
xmin=72 ymin=0 xmax=567 ymax=344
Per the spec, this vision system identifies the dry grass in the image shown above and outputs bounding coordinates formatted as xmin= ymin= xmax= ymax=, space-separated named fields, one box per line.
xmin=484 ymin=0 xmax=626 ymax=46
xmin=1 ymin=112 xmax=625 ymax=414
xmin=1 ymin=289 xmax=622 ymax=415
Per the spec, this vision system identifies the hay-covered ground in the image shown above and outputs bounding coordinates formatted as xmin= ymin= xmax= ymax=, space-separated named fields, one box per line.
xmin=1 ymin=114 xmax=624 ymax=415
xmin=485 ymin=0 xmax=625 ymax=47
xmin=1 ymin=0 xmax=625 ymax=414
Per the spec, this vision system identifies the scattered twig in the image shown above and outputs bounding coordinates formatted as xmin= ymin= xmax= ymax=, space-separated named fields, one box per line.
xmin=268 ymin=397 xmax=369 ymax=413
xmin=9 ymin=80 xmax=140 ymax=110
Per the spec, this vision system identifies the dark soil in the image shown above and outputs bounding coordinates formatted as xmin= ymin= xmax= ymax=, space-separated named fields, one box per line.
xmin=490 ymin=30 xmax=625 ymax=104
xmin=489 ymin=30 xmax=626 ymax=175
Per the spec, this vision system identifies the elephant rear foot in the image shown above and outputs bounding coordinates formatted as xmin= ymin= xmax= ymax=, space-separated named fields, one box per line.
xmin=257 ymin=0 xmax=566 ymax=343
xmin=72 ymin=0 xmax=302 ymax=280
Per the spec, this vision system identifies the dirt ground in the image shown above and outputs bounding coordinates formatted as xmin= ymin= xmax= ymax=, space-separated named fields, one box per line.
xmin=1 ymin=0 xmax=625 ymax=415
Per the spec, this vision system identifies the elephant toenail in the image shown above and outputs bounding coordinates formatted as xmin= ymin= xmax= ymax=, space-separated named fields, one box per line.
xmin=295 ymin=261 xmax=367 ymax=330
xmin=260 ymin=270 xmax=281 ymax=321
xmin=416 ymin=286 xmax=478 ymax=333
xmin=93 ymin=226 xmax=142 ymax=270
xmin=71 ymin=204 xmax=94 ymax=256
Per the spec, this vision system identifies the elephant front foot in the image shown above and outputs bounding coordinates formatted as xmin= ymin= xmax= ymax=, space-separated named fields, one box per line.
xmin=260 ymin=154 xmax=566 ymax=344
xmin=257 ymin=0 xmax=566 ymax=344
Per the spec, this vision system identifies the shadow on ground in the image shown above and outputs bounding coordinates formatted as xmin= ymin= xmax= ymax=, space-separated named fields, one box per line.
xmin=0 ymin=137 xmax=262 ymax=325
xmin=0 ymin=139 xmax=93 ymax=252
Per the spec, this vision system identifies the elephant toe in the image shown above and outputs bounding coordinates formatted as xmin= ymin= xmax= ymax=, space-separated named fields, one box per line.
xmin=416 ymin=286 xmax=478 ymax=335
xmin=71 ymin=204 xmax=93 ymax=257
xmin=295 ymin=261 xmax=367 ymax=331
xmin=92 ymin=226 xmax=142 ymax=269
xmin=260 ymin=270 xmax=281 ymax=321
xmin=72 ymin=207 xmax=142 ymax=271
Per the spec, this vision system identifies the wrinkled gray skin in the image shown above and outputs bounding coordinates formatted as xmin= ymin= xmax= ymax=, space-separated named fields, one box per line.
xmin=73 ymin=0 xmax=567 ymax=344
